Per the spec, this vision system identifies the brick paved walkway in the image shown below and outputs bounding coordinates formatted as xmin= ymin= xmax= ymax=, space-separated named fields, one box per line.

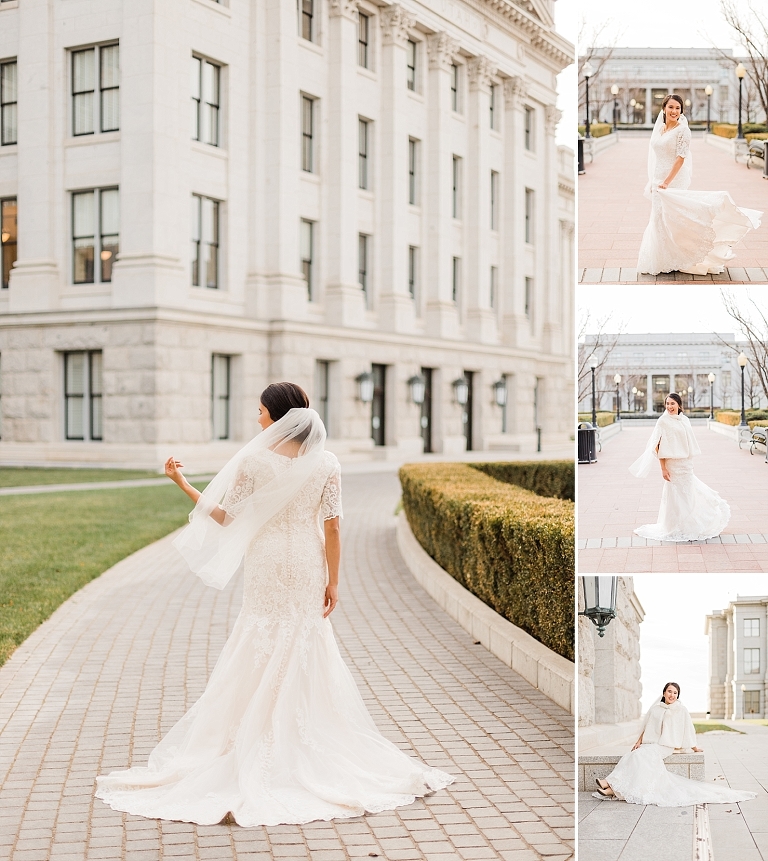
xmin=0 ymin=470 xmax=574 ymax=861
xmin=579 ymin=134 xmax=768 ymax=282
xmin=578 ymin=423 xmax=768 ymax=572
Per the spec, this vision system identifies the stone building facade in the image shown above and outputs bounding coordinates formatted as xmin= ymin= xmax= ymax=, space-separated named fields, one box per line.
xmin=578 ymin=576 xmax=644 ymax=730
xmin=579 ymin=333 xmax=751 ymax=416
xmin=707 ymin=596 xmax=768 ymax=719
xmin=0 ymin=0 xmax=574 ymax=469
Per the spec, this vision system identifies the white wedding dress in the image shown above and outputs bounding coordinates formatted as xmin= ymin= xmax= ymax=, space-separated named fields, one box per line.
xmin=637 ymin=113 xmax=762 ymax=275
xmin=630 ymin=411 xmax=730 ymax=542
xmin=96 ymin=447 xmax=454 ymax=826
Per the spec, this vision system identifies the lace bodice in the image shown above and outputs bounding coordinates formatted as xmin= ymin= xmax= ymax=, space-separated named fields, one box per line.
xmin=651 ymin=124 xmax=691 ymax=185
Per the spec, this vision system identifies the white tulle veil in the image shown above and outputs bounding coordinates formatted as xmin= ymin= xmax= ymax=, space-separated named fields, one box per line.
xmin=173 ymin=408 xmax=327 ymax=590
xmin=645 ymin=107 xmax=693 ymax=200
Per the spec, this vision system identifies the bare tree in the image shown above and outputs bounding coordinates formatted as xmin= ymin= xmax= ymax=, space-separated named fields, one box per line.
xmin=745 ymin=366 xmax=762 ymax=408
xmin=578 ymin=311 xmax=624 ymax=404
xmin=718 ymin=289 xmax=768 ymax=403
xmin=577 ymin=19 xmax=620 ymax=121
xmin=720 ymin=1 xmax=768 ymax=123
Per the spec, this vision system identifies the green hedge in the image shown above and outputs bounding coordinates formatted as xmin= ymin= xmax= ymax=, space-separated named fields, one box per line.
xmin=716 ymin=409 xmax=768 ymax=426
xmin=578 ymin=123 xmax=612 ymax=138
xmin=399 ymin=463 xmax=574 ymax=661
xmin=471 ymin=461 xmax=574 ymax=502
xmin=712 ymin=123 xmax=768 ymax=139
xmin=578 ymin=411 xmax=615 ymax=427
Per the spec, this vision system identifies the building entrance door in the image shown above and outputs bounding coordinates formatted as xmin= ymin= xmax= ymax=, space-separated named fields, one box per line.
xmin=463 ymin=371 xmax=474 ymax=452
xmin=371 ymin=364 xmax=386 ymax=447
xmin=652 ymin=375 xmax=670 ymax=413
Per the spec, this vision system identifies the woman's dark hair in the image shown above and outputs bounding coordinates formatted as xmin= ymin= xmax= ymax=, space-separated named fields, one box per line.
xmin=662 ymin=94 xmax=684 ymax=117
xmin=666 ymin=392 xmax=683 ymax=414
xmin=660 ymin=682 xmax=681 ymax=702
xmin=259 ymin=382 xmax=309 ymax=422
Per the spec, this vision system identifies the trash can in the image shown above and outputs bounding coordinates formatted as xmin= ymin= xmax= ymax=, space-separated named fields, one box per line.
xmin=578 ymin=137 xmax=585 ymax=175
xmin=578 ymin=422 xmax=598 ymax=464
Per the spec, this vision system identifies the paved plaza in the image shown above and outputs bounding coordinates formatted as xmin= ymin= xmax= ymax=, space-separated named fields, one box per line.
xmin=578 ymin=422 xmax=768 ymax=572
xmin=579 ymin=134 xmax=768 ymax=284
xmin=578 ymin=722 xmax=768 ymax=861
xmin=0 ymin=470 xmax=574 ymax=861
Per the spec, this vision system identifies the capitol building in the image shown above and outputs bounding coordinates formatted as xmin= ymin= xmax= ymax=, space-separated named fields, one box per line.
xmin=0 ymin=0 xmax=574 ymax=469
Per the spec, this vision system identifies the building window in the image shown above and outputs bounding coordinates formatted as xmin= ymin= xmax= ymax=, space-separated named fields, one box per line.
xmin=744 ymin=648 xmax=760 ymax=674
xmin=1 ymin=197 xmax=16 ymax=289
xmin=358 ymin=13 xmax=370 ymax=69
xmin=191 ymin=194 xmax=219 ymax=289
xmin=501 ymin=373 xmax=509 ymax=433
xmin=452 ymin=256 xmax=460 ymax=303
xmin=745 ymin=619 xmax=760 ymax=637
xmin=525 ymin=277 xmax=533 ymax=318
xmin=359 ymin=118 xmax=369 ymax=189
xmin=72 ymin=188 xmax=119 ymax=284
xmin=408 ymin=245 xmax=417 ymax=300
xmin=408 ymin=138 xmax=418 ymax=205
xmin=191 ymin=57 xmax=220 ymax=146
xmin=452 ymin=156 xmax=461 ymax=218
xmin=72 ymin=44 xmax=120 ymax=136
xmin=490 ymin=83 xmax=497 ymax=130
xmin=524 ymin=106 xmax=534 ymax=151
xmin=491 ymin=170 xmax=499 ymax=230
xmin=301 ymin=218 xmax=314 ymax=299
xmin=371 ymin=363 xmax=386 ymax=446
xmin=525 ymin=188 xmax=534 ymax=243
xmin=358 ymin=233 xmax=369 ymax=301
xmin=212 ymin=354 xmax=231 ymax=440
xmin=1 ymin=60 xmax=17 ymax=146
xmin=301 ymin=95 xmax=315 ymax=172
xmin=490 ymin=265 xmax=498 ymax=310
xmin=450 ymin=64 xmax=459 ymax=112
xmin=64 ymin=351 xmax=103 ymax=442
xmin=300 ymin=0 xmax=315 ymax=42
xmin=744 ymin=690 xmax=760 ymax=715
xmin=406 ymin=40 xmax=417 ymax=91
xmin=316 ymin=360 xmax=330 ymax=431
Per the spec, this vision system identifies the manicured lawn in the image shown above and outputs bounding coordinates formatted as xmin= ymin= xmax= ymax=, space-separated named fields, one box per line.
xmin=0 ymin=483 xmax=206 ymax=667
xmin=693 ymin=722 xmax=744 ymax=734
xmin=0 ymin=467 xmax=163 ymax=487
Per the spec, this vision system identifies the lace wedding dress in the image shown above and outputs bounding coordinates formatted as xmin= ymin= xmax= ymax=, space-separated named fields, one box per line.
xmin=96 ymin=447 xmax=454 ymax=826
xmin=637 ymin=113 xmax=762 ymax=275
xmin=604 ymin=743 xmax=756 ymax=807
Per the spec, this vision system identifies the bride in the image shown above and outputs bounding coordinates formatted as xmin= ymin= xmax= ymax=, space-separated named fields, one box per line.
xmin=637 ymin=94 xmax=762 ymax=276
xmin=96 ymin=382 xmax=453 ymax=826
xmin=629 ymin=393 xmax=730 ymax=542
xmin=594 ymin=682 xmax=756 ymax=807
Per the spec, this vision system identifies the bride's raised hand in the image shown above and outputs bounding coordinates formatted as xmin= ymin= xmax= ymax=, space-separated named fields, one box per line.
xmin=323 ymin=583 xmax=338 ymax=618
xmin=165 ymin=456 xmax=185 ymax=484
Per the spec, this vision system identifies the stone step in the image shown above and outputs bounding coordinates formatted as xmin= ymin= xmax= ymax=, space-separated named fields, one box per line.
xmin=579 ymin=752 xmax=705 ymax=792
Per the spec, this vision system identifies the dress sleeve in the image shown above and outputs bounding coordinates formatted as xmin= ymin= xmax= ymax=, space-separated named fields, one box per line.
xmin=676 ymin=127 xmax=691 ymax=159
xmin=221 ymin=460 xmax=256 ymax=517
xmin=320 ymin=461 xmax=343 ymax=521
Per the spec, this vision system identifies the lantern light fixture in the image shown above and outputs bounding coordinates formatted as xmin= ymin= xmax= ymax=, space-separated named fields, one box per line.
xmin=452 ymin=377 xmax=469 ymax=406
xmin=356 ymin=371 xmax=375 ymax=403
xmin=492 ymin=378 xmax=508 ymax=408
xmin=579 ymin=576 xmax=618 ymax=637
xmin=408 ymin=374 xmax=426 ymax=405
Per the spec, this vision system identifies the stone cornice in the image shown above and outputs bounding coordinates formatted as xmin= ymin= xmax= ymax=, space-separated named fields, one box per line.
xmin=329 ymin=0 xmax=358 ymax=21
xmin=467 ymin=56 xmax=497 ymax=89
xmin=427 ymin=32 xmax=462 ymax=72
xmin=503 ymin=75 xmax=526 ymax=107
xmin=477 ymin=0 xmax=573 ymax=71
xmin=381 ymin=4 xmax=416 ymax=47
xmin=545 ymin=103 xmax=561 ymax=134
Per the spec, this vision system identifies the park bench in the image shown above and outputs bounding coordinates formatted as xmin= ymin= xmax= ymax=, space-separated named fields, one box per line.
xmin=749 ymin=426 xmax=768 ymax=460
xmin=747 ymin=139 xmax=767 ymax=170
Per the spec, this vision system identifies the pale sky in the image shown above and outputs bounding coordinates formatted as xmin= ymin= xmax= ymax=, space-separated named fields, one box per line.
xmin=634 ymin=575 xmax=768 ymax=714
xmin=555 ymin=0 xmax=577 ymax=148
xmin=578 ymin=285 xmax=765 ymax=337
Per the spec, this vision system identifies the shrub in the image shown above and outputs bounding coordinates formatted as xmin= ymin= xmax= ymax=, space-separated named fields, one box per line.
xmin=716 ymin=411 xmax=740 ymax=425
xmin=399 ymin=463 xmax=574 ymax=661
xmin=471 ymin=461 xmax=574 ymax=502
xmin=578 ymin=123 xmax=612 ymax=138
xmin=577 ymin=411 xmax=615 ymax=427
xmin=749 ymin=420 xmax=768 ymax=429
xmin=747 ymin=133 xmax=768 ymax=144
xmin=712 ymin=123 xmax=737 ymax=139
xmin=745 ymin=123 xmax=768 ymax=134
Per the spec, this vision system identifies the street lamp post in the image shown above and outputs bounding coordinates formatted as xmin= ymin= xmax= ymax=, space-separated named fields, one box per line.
xmin=738 ymin=351 xmax=748 ymax=426
xmin=705 ymin=84 xmax=713 ymax=133
xmin=614 ymin=373 xmax=621 ymax=420
xmin=583 ymin=61 xmax=594 ymax=139
xmin=708 ymin=373 xmax=715 ymax=420
xmin=611 ymin=84 xmax=619 ymax=131
xmin=736 ymin=63 xmax=746 ymax=139
xmin=590 ymin=357 xmax=598 ymax=426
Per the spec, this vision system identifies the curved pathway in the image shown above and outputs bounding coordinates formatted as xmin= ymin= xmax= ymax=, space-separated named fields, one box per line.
xmin=0 ymin=471 xmax=574 ymax=861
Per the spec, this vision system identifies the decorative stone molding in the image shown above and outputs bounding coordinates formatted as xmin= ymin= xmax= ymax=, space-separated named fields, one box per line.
xmin=503 ymin=75 xmax=526 ymax=108
xmin=467 ymin=56 xmax=497 ymax=90
xmin=545 ymin=104 xmax=562 ymax=135
xmin=427 ymin=32 xmax=461 ymax=72
xmin=380 ymin=5 xmax=416 ymax=47
xmin=328 ymin=0 xmax=358 ymax=20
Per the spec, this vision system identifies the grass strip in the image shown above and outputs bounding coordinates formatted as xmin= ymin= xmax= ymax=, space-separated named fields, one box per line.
xmin=0 ymin=467 xmax=163 ymax=488
xmin=0 ymin=483 xmax=204 ymax=667
xmin=693 ymin=722 xmax=744 ymax=734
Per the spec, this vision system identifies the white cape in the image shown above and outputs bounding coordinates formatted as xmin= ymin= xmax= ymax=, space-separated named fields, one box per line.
xmin=629 ymin=411 xmax=701 ymax=479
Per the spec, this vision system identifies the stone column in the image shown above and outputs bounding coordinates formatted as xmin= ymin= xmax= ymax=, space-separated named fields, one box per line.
xmin=424 ymin=32 xmax=462 ymax=340
xmin=645 ymin=86 xmax=652 ymax=125
xmin=541 ymin=104 xmax=562 ymax=355
xmin=646 ymin=373 xmax=654 ymax=414
xmin=464 ymin=56 xmax=497 ymax=344
xmin=9 ymin=0 xmax=60 ymax=312
xmin=377 ymin=4 xmax=416 ymax=333
xmin=324 ymin=0 xmax=366 ymax=328
xmin=501 ymin=76 xmax=526 ymax=348
xmin=726 ymin=610 xmax=734 ymax=719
